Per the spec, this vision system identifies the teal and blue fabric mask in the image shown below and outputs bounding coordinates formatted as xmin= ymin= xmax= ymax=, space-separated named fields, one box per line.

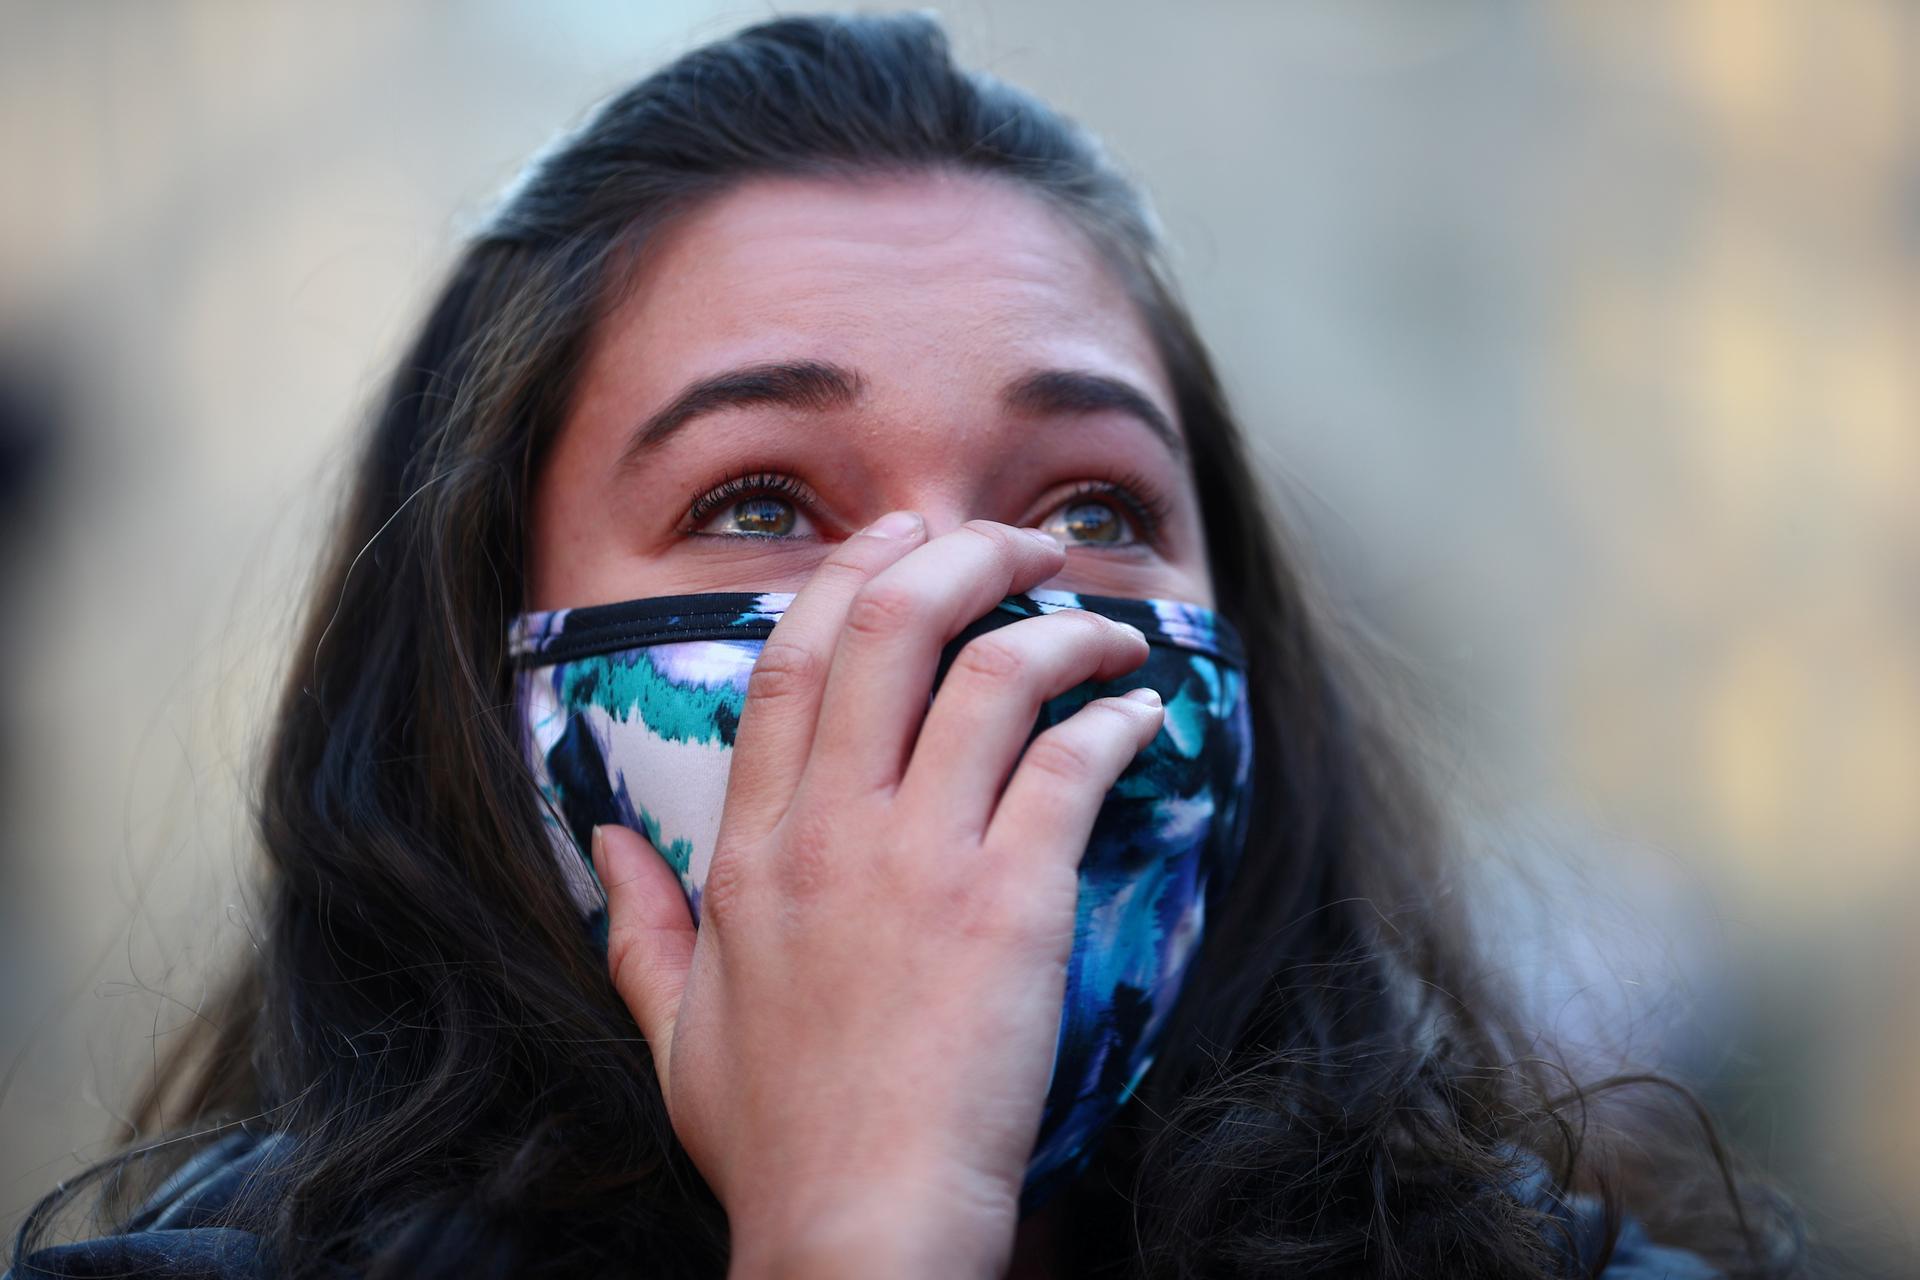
xmin=508 ymin=588 xmax=1255 ymax=1214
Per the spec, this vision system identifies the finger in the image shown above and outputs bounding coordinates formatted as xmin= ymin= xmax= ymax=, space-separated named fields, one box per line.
xmin=802 ymin=520 xmax=1067 ymax=802
xmin=594 ymin=823 xmax=695 ymax=1095
xmin=895 ymin=608 xmax=1151 ymax=836
xmin=719 ymin=510 xmax=928 ymax=847
xmin=981 ymin=690 xmax=1165 ymax=874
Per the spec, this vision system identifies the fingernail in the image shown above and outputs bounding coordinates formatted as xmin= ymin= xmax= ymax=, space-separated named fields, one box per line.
xmin=1123 ymin=687 xmax=1162 ymax=706
xmin=1116 ymin=621 xmax=1146 ymax=644
xmin=590 ymin=824 xmax=606 ymax=872
xmin=1021 ymin=527 xmax=1061 ymax=550
xmin=861 ymin=510 xmax=922 ymax=539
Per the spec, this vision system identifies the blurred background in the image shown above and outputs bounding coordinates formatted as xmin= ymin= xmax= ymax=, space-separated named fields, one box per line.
xmin=1 ymin=0 xmax=1913 ymax=1264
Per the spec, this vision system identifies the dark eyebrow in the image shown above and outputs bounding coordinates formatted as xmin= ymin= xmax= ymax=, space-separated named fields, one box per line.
xmin=998 ymin=368 xmax=1185 ymax=464
xmin=616 ymin=359 xmax=1184 ymax=470
xmin=617 ymin=360 xmax=866 ymax=470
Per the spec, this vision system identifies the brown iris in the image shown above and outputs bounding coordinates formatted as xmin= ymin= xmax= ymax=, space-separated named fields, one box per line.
xmin=728 ymin=496 xmax=797 ymax=536
xmin=1058 ymin=500 xmax=1126 ymax=545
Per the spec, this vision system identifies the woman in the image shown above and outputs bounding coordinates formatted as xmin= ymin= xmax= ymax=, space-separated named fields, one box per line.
xmin=9 ymin=13 xmax=1806 ymax=1279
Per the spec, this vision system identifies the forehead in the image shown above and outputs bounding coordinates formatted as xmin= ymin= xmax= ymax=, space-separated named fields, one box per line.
xmin=583 ymin=168 xmax=1173 ymax=420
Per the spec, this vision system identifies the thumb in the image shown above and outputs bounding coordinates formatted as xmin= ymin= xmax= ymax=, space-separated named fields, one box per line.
xmin=592 ymin=823 xmax=696 ymax=1096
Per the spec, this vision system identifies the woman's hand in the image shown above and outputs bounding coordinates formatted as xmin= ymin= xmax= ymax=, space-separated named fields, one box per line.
xmin=589 ymin=512 xmax=1164 ymax=1279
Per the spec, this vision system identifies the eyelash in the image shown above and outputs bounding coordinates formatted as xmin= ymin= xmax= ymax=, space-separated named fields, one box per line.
xmin=681 ymin=467 xmax=1174 ymax=546
xmin=683 ymin=469 xmax=816 ymax=529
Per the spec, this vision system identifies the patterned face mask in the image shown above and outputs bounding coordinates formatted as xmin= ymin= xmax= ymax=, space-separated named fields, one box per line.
xmin=508 ymin=588 xmax=1255 ymax=1213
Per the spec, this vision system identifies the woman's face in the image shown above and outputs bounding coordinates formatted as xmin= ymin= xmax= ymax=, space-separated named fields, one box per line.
xmin=528 ymin=169 xmax=1212 ymax=611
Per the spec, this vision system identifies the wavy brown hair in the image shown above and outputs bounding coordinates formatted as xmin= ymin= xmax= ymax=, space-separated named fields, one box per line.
xmin=15 ymin=12 xmax=1812 ymax=1279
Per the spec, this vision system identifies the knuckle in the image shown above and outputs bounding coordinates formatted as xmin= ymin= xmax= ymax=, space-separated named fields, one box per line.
xmin=952 ymin=633 xmax=1026 ymax=683
xmin=608 ymin=942 xmax=660 ymax=1008
xmin=769 ymin=810 xmax=839 ymax=903
xmin=603 ymin=924 xmax=637 ymax=981
xmin=807 ymin=556 xmax=874 ymax=594
xmin=745 ymin=640 xmax=821 ymax=703
xmin=1020 ymin=730 xmax=1098 ymax=784
xmin=844 ymin=583 xmax=921 ymax=640
xmin=949 ymin=873 xmax=1058 ymax=948
xmin=958 ymin=519 xmax=1020 ymax=556
xmin=1070 ymin=609 xmax=1125 ymax=643
xmin=698 ymin=848 xmax=749 ymax=926
xmin=900 ymin=846 xmax=999 ymax=927
xmin=948 ymin=880 xmax=1017 ymax=941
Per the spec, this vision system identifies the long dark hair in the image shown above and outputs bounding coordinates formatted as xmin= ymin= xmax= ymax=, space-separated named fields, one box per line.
xmin=15 ymin=12 xmax=1809 ymax=1278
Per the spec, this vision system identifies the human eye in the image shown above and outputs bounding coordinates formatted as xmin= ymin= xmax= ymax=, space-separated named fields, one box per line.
xmin=681 ymin=469 xmax=824 ymax=540
xmin=1033 ymin=471 xmax=1175 ymax=551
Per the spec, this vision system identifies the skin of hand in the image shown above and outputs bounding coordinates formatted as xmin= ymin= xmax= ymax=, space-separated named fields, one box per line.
xmin=591 ymin=513 xmax=1166 ymax=1278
